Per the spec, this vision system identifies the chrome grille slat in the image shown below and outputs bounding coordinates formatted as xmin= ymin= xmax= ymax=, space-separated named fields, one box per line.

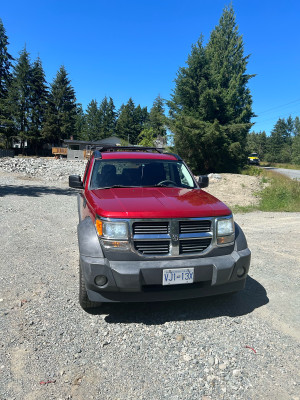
xmin=180 ymin=239 xmax=211 ymax=254
xmin=133 ymin=222 xmax=169 ymax=235
xmin=179 ymin=220 xmax=211 ymax=233
xmin=134 ymin=241 xmax=170 ymax=255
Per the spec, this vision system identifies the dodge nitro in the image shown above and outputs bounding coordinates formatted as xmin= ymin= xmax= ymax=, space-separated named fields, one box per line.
xmin=69 ymin=146 xmax=251 ymax=310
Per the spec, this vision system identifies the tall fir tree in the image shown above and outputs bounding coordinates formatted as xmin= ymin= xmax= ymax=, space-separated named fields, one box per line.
xmin=149 ymin=95 xmax=167 ymax=139
xmin=0 ymin=18 xmax=14 ymax=148
xmin=74 ymin=104 xmax=87 ymax=140
xmin=85 ymin=99 xmax=101 ymax=141
xmin=42 ymin=66 xmax=77 ymax=144
xmin=168 ymin=5 xmax=255 ymax=173
xmin=99 ymin=96 xmax=117 ymax=138
xmin=116 ymin=98 xmax=137 ymax=143
xmin=8 ymin=47 xmax=32 ymax=150
xmin=0 ymin=18 xmax=13 ymax=98
xmin=28 ymin=57 xmax=48 ymax=153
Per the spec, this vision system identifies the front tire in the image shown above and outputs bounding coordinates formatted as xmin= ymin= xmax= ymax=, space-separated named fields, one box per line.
xmin=79 ymin=260 xmax=102 ymax=310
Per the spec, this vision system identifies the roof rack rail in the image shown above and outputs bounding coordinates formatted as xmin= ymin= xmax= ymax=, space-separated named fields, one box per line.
xmin=90 ymin=145 xmax=182 ymax=161
xmin=91 ymin=145 xmax=166 ymax=159
xmin=94 ymin=145 xmax=164 ymax=152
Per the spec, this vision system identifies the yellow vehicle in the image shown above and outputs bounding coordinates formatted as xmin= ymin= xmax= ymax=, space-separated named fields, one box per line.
xmin=248 ymin=152 xmax=260 ymax=165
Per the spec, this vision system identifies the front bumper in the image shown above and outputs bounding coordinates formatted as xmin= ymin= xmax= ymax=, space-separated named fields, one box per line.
xmin=80 ymin=247 xmax=251 ymax=303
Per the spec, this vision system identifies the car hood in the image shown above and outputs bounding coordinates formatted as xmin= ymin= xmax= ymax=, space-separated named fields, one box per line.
xmin=88 ymin=187 xmax=231 ymax=219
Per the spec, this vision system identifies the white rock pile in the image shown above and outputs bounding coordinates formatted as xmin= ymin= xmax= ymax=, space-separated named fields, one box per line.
xmin=0 ymin=157 xmax=86 ymax=182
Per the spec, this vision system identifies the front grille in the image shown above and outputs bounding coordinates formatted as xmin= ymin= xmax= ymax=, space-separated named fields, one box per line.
xmin=134 ymin=241 xmax=170 ymax=255
xmin=132 ymin=218 xmax=213 ymax=256
xmin=179 ymin=220 xmax=211 ymax=233
xmin=180 ymin=238 xmax=212 ymax=254
xmin=133 ymin=222 xmax=169 ymax=235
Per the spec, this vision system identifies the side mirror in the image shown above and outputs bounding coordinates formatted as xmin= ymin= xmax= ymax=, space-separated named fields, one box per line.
xmin=198 ymin=175 xmax=209 ymax=188
xmin=69 ymin=175 xmax=83 ymax=189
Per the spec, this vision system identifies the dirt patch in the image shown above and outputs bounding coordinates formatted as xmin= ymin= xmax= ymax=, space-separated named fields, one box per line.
xmin=203 ymin=173 xmax=263 ymax=208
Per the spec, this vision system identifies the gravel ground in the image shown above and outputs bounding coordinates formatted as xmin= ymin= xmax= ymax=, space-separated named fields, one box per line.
xmin=0 ymin=162 xmax=299 ymax=400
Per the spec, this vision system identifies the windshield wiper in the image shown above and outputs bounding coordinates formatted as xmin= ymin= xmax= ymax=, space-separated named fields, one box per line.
xmin=95 ymin=185 xmax=139 ymax=189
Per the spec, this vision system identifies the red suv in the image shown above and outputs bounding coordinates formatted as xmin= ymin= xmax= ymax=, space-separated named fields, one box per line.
xmin=69 ymin=146 xmax=251 ymax=310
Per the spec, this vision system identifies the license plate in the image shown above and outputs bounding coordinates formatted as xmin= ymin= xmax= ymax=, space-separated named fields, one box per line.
xmin=162 ymin=268 xmax=194 ymax=285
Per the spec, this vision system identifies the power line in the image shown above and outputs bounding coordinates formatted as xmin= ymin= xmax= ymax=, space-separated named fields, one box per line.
xmin=256 ymin=98 xmax=300 ymax=116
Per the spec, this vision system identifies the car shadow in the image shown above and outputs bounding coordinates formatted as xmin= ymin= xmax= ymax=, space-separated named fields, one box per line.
xmin=0 ymin=184 xmax=77 ymax=197
xmin=89 ymin=275 xmax=269 ymax=325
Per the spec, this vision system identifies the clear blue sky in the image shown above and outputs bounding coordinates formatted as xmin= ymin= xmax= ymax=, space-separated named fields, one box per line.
xmin=1 ymin=0 xmax=300 ymax=135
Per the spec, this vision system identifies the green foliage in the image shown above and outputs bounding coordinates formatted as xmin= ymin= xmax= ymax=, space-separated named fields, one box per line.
xmin=237 ymin=167 xmax=300 ymax=212
xmin=28 ymin=57 xmax=48 ymax=153
xmin=116 ymin=98 xmax=149 ymax=144
xmin=168 ymin=5 xmax=254 ymax=174
xmin=85 ymin=99 xmax=101 ymax=141
xmin=246 ymin=131 xmax=267 ymax=159
xmin=259 ymin=170 xmax=300 ymax=212
xmin=249 ymin=116 xmax=300 ymax=165
xmin=149 ymin=95 xmax=167 ymax=138
xmin=0 ymin=18 xmax=13 ymax=98
xmin=7 ymin=48 xmax=32 ymax=149
xmin=137 ymin=127 xmax=155 ymax=147
xmin=99 ymin=96 xmax=117 ymax=138
xmin=42 ymin=66 xmax=77 ymax=144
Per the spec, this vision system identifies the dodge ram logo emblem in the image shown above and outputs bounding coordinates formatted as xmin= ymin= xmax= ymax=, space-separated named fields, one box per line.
xmin=172 ymin=234 xmax=179 ymax=241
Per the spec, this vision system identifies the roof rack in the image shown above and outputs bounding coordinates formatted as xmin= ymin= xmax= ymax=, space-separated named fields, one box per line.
xmin=91 ymin=145 xmax=182 ymax=161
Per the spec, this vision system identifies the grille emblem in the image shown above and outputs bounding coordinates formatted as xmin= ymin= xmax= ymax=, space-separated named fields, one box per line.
xmin=172 ymin=234 xmax=179 ymax=241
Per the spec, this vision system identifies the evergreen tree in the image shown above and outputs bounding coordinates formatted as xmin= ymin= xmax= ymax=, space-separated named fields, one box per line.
xmin=149 ymin=95 xmax=166 ymax=138
xmin=85 ymin=99 xmax=101 ymax=141
xmin=267 ymin=118 xmax=290 ymax=163
xmin=75 ymin=104 xmax=87 ymax=140
xmin=42 ymin=66 xmax=77 ymax=144
xmin=168 ymin=5 xmax=254 ymax=173
xmin=294 ymin=116 xmax=300 ymax=136
xmin=0 ymin=18 xmax=13 ymax=98
xmin=138 ymin=127 xmax=155 ymax=147
xmin=99 ymin=96 xmax=117 ymax=138
xmin=116 ymin=98 xmax=137 ymax=143
xmin=246 ymin=131 xmax=267 ymax=160
xmin=0 ymin=19 xmax=14 ymax=148
xmin=134 ymin=104 xmax=149 ymax=143
xmin=28 ymin=57 xmax=48 ymax=153
xmin=292 ymin=134 xmax=300 ymax=164
xmin=8 ymin=48 xmax=32 ymax=151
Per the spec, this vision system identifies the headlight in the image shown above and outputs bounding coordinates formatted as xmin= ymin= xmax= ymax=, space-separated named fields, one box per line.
xmin=217 ymin=217 xmax=235 ymax=245
xmin=95 ymin=219 xmax=128 ymax=240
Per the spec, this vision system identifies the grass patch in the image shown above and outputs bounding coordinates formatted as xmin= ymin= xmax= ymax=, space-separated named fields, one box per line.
xmin=240 ymin=165 xmax=263 ymax=177
xmin=236 ymin=167 xmax=300 ymax=212
xmin=259 ymin=170 xmax=300 ymax=211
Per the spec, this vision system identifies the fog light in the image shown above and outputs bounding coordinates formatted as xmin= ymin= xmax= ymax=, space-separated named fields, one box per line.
xmin=94 ymin=275 xmax=108 ymax=286
xmin=237 ymin=266 xmax=246 ymax=278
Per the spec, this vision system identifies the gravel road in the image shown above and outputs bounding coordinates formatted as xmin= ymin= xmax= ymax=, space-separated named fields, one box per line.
xmin=263 ymin=167 xmax=300 ymax=181
xmin=0 ymin=171 xmax=299 ymax=400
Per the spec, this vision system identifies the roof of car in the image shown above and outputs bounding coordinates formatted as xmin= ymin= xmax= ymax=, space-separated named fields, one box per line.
xmin=100 ymin=152 xmax=178 ymax=160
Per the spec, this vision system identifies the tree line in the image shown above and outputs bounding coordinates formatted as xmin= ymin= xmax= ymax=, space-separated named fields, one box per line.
xmin=1 ymin=6 xmax=299 ymax=172
xmin=247 ymin=116 xmax=300 ymax=164
xmin=0 ymin=18 xmax=166 ymax=153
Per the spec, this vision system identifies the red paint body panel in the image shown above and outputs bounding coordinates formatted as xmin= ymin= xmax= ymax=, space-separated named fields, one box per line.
xmin=87 ymin=187 xmax=231 ymax=219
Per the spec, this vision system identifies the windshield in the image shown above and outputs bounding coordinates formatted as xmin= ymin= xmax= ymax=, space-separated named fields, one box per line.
xmin=90 ymin=159 xmax=196 ymax=190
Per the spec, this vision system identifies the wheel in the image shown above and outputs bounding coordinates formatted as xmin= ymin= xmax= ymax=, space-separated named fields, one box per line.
xmin=79 ymin=260 xmax=102 ymax=310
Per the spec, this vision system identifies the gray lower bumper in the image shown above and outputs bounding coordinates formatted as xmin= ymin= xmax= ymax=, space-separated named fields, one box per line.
xmin=80 ymin=248 xmax=251 ymax=303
